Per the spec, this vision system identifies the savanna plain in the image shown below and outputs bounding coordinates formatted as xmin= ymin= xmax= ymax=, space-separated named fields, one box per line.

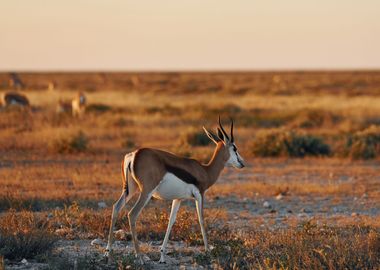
xmin=0 ymin=72 xmax=379 ymax=269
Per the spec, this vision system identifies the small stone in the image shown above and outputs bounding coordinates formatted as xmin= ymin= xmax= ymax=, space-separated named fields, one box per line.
xmin=263 ymin=201 xmax=271 ymax=208
xmin=21 ymin=258 xmax=28 ymax=264
xmin=98 ymin=201 xmax=107 ymax=209
xmin=362 ymin=193 xmax=368 ymax=199
xmin=47 ymin=213 xmax=53 ymax=219
xmin=301 ymin=208 xmax=311 ymax=213
xmin=351 ymin=212 xmax=359 ymax=217
xmin=275 ymin=194 xmax=283 ymax=200
xmin=91 ymin=238 xmax=103 ymax=246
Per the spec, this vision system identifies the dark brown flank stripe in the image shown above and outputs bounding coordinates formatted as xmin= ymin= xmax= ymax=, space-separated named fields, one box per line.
xmin=164 ymin=164 xmax=199 ymax=187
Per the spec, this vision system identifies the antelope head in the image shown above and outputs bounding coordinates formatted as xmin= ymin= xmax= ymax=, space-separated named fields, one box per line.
xmin=203 ymin=117 xmax=245 ymax=169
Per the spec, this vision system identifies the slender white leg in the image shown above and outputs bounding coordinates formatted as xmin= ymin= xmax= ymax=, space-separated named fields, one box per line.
xmin=128 ymin=191 xmax=154 ymax=264
xmin=194 ymin=192 xmax=209 ymax=251
xmin=105 ymin=178 xmax=137 ymax=256
xmin=159 ymin=199 xmax=181 ymax=263
xmin=105 ymin=191 xmax=126 ymax=256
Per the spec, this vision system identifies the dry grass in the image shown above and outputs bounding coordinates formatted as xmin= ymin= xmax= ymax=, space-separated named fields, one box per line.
xmin=0 ymin=206 xmax=379 ymax=269
xmin=1 ymin=72 xmax=380 ymax=268
xmin=0 ymin=210 xmax=57 ymax=260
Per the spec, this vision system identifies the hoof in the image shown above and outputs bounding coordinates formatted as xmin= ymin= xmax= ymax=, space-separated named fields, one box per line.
xmin=104 ymin=250 xmax=110 ymax=257
xmin=103 ymin=250 xmax=114 ymax=264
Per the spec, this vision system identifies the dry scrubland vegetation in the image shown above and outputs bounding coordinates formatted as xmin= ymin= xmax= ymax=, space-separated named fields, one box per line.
xmin=0 ymin=72 xmax=380 ymax=269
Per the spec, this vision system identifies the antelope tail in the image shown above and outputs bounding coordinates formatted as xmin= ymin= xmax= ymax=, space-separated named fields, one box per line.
xmin=121 ymin=158 xmax=131 ymax=196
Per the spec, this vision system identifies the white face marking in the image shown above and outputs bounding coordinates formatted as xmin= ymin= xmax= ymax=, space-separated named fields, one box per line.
xmin=153 ymin=173 xmax=198 ymax=200
xmin=226 ymin=143 xmax=245 ymax=168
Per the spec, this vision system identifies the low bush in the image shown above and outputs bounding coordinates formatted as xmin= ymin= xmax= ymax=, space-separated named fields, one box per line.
xmin=178 ymin=129 xmax=211 ymax=147
xmin=53 ymin=131 xmax=89 ymax=153
xmin=251 ymin=129 xmax=331 ymax=157
xmin=0 ymin=210 xmax=57 ymax=260
xmin=292 ymin=109 xmax=340 ymax=128
xmin=285 ymin=132 xmax=331 ymax=157
xmin=121 ymin=138 xmax=136 ymax=150
xmin=344 ymin=125 xmax=380 ymax=159
xmin=86 ymin=103 xmax=112 ymax=113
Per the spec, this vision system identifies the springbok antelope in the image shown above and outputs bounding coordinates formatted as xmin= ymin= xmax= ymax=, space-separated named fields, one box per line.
xmin=105 ymin=117 xmax=245 ymax=264
xmin=1 ymin=91 xmax=30 ymax=107
xmin=9 ymin=73 xmax=25 ymax=90
xmin=71 ymin=92 xmax=86 ymax=117
xmin=56 ymin=99 xmax=72 ymax=114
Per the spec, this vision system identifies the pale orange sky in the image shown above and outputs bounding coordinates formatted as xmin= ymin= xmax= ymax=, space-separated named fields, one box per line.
xmin=1 ymin=0 xmax=379 ymax=71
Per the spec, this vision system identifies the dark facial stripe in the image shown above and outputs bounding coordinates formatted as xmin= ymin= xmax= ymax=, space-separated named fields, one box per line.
xmin=165 ymin=164 xmax=199 ymax=187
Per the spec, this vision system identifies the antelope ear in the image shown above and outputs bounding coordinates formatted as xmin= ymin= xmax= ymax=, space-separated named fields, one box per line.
xmin=203 ymin=127 xmax=219 ymax=144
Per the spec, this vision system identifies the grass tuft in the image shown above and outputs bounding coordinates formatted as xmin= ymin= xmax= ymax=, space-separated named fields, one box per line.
xmin=52 ymin=131 xmax=89 ymax=153
xmin=345 ymin=125 xmax=380 ymax=159
xmin=0 ymin=210 xmax=57 ymax=260
xmin=251 ymin=129 xmax=330 ymax=157
xmin=178 ymin=129 xmax=211 ymax=147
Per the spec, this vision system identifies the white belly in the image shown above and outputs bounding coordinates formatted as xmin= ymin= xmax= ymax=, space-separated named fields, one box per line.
xmin=153 ymin=173 xmax=198 ymax=200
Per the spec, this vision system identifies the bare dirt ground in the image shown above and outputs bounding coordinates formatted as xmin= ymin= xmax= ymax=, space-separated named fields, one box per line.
xmin=3 ymin=157 xmax=380 ymax=269
xmin=1 ymin=72 xmax=380 ymax=269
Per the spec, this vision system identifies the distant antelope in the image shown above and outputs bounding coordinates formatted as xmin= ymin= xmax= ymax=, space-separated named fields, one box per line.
xmin=71 ymin=92 xmax=86 ymax=117
xmin=8 ymin=73 xmax=25 ymax=90
xmin=105 ymin=117 xmax=245 ymax=264
xmin=56 ymin=99 xmax=72 ymax=114
xmin=48 ymin=81 xmax=56 ymax=92
xmin=1 ymin=91 xmax=29 ymax=107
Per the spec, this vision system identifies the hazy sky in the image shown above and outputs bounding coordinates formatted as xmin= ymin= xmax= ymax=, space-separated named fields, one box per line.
xmin=1 ymin=0 xmax=379 ymax=71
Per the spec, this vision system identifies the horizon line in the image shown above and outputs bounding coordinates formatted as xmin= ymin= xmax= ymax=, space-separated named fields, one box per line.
xmin=0 ymin=68 xmax=379 ymax=73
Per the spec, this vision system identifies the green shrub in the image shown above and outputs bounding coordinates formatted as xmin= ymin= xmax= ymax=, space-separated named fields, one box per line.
xmin=345 ymin=125 xmax=380 ymax=159
xmin=285 ymin=133 xmax=331 ymax=157
xmin=53 ymin=131 xmax=89 ymax=153
xmin=121 ymin=138 xmax=136 ymax=149
xmin=251 ymin=129 xmax=331 ymax=157
xmin=250 ymin=130 xmax=287 ymax=157
xmin=179 ymin=129 xmax=211 ymax=146
xmin=86 ymin=103 xmax=112 ymax=113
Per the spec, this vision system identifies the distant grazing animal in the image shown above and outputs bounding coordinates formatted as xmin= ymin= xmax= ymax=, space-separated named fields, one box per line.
xmin=71 ymin=92 xmax=86 ymax=117
xmin=1 ymin=91 xmax=30 ymax=107
xmin=48 ymin=81 xmax=56 ymax=91
xmin=56 ymin=99 xmax=72 ymax=114
xmin=8 ymin=73 xmax=25 ymax=90
xmin=105 ymin=117 xmax=245 ymax=264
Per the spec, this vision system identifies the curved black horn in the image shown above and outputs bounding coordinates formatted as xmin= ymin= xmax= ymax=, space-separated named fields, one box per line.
xmin=218 ymin=116 xmax=230 ymax=141
xmin=230 ymin=118 xmax=234 ymax=142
